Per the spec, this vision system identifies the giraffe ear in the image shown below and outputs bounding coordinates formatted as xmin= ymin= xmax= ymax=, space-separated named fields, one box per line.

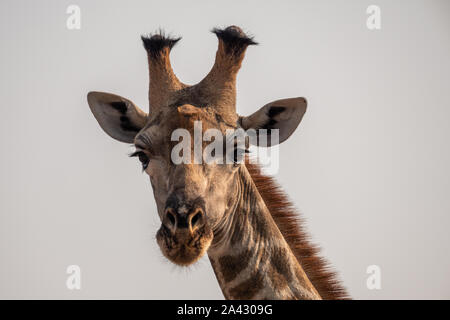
xmin=87 ymin=91 xmax=148 ymax=143
xmin=239 ymin=97 xmax=307 ymax=146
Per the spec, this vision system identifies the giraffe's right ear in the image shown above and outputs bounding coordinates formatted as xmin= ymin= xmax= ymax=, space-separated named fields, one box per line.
xmin=239 ymin=97 xmax=307 ymax=146
xmin=87 ymin=91 xmax=148 ymax=143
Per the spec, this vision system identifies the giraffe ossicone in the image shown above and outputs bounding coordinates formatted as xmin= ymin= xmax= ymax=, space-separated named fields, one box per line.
xmin=87 ymin=26 xmax=349 ymax=300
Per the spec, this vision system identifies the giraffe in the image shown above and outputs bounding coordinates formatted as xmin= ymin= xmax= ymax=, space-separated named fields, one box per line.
xmin=87 ymin=26 xmax=349 ymax=300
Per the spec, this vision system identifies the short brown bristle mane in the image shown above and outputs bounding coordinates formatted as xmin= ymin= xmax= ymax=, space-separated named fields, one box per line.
xmin=245 ymin=161 xmax=350 ymax=300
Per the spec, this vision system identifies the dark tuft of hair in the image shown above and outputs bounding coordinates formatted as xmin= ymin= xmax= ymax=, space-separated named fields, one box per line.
xmin=141 ymin=30 xmax=181 ymax=58
xmin=212 ymin=26 xmax=257 ymax=55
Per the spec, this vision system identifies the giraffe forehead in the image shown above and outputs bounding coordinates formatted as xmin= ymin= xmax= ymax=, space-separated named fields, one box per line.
xmin=174 ymin=105 xmax=235 ymax=132
xmin=177 ymin=104 xmax=200 ymax=116
xmin=137 ymin=105 xmax=239 ymax=148
xmin=177 ymin=105 xmax=211 ymax=129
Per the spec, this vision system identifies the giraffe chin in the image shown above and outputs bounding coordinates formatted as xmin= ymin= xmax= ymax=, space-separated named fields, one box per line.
xmin=156 ymin=224 xmax=213 ymax=266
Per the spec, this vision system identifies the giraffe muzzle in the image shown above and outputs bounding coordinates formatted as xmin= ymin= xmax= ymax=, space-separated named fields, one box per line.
xmin=156 ymin=201 xmax=213 ymax=266
xmin=163 ymin=207 xmax=205 ymax=234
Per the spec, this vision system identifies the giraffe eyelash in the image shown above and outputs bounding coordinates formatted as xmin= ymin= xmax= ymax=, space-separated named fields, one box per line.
xmin=129 ymin=151 xmax=143 ymax=158
xmin=129 ymin=151 xmax=150 ymax=171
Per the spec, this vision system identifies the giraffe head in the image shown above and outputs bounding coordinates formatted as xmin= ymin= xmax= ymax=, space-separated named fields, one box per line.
xmin=88 ymin=26 xmax=307 ymax=266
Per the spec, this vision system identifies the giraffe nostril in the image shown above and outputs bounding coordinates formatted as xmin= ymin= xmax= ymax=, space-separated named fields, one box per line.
xmin=166 ymin=209 xmax=176 ymax=226
xmin=190 ymin=210 xmax=203 ymax=228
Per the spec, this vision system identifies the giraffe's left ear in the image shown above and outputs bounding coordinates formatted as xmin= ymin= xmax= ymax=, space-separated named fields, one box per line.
xmin=87 ymin=91 xmax=148 ymax=143
xmin=239 ymin=97 xmax=307 ymax=146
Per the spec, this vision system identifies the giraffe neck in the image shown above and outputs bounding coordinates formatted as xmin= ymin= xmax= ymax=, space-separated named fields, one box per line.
xmin=207 ymin=166 xmax=321 ymax=300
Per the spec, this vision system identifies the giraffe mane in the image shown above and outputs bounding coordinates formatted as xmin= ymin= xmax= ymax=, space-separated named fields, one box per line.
xmin=245 ymin=161 xmax=350 ymax=300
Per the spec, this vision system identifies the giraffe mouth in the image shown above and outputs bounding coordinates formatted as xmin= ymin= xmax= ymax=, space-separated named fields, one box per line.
xmin=156 ymin=224 xmax=213 ymax=266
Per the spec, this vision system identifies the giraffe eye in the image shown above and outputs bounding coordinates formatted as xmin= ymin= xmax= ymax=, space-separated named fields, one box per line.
xmin=130 ymin=151 xmax=150 ymax=170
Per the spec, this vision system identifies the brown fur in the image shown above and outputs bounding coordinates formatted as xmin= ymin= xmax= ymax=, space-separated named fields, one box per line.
xmin=228 ymin=270 xmax=265 ymax=299
xmin=218 ymin=250 xmax=252 ymax=282
xmin=245 ymin=161 xmax=350 ymax=300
